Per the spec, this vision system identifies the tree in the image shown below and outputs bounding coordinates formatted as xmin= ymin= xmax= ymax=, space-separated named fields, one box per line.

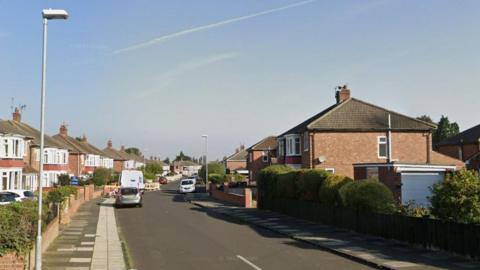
xmin=417 ymin=115 xmax=434 ymax=124
xmin=174 ymin=151 xmax=192 ymax=161
xmin=163 ymin=157 xmax=170 ymax=164
xmin=430 ymin=169 xmax=480 ymax=224
xmin=125 ymin=147 xmax=142 ymax=156
xmin=198 ymin=162 xmax=226 ymax=180
xmin=144 ymin=162 xmax=163 ymax=175
xmin=90 ymin=168 xmax=114 ymax=186
xmin=433 ymin=115 xmax=459 ymax=145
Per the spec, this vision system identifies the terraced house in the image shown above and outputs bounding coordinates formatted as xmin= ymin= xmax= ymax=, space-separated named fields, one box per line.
xmin=276 ymin=86 xmax=463 ymax=204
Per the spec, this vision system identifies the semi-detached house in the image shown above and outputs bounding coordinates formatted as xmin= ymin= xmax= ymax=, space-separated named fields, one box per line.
xmin=246 ymin=136 xmax=277 ymax=182
xmin=53 ymin=124 xmax=113 ymax=177
xmin=0 ymin=109 xmax=69 ymax=189
xmin=276 ymin=86 xmax=463 ymax=205
xmin=102 ymin=140 xmax=128 ymax=173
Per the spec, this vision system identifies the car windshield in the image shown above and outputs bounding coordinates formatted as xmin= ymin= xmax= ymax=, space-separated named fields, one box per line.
xmin=23 ymin=191 xmax=35 ymax=197
xmin=181 ymin=180 xmax=193 ymax=185
xmin=121 ymin=188 xmax=138 ymax=195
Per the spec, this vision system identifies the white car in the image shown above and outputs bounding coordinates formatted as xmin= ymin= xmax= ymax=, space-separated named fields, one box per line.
xmin=5 ymin=190 xmax=36 ymax=201
xmin=178 ymin=179 xmax=196 ymax=193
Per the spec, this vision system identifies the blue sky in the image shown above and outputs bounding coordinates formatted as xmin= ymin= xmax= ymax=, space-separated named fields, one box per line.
xmin=0 ymin=0 xmax=479 ymax=160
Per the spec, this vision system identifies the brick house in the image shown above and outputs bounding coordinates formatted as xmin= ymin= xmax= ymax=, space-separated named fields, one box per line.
xmin=436 ymin=124 xmax=480 ymax=173
xmin=53 ymin=125 xmax=114 ymax=176
xmin=224 ymin=145 xmax=248 ymax=175
xmin=277 ymin=86 xmax=463 ymax=204
xmin=246 ymin=136 xmax=277 ymax=182
xmin=102 ymin=140 xmax=127 ymax=173
xmin=1 ymin=109 xmax=70 ymax=188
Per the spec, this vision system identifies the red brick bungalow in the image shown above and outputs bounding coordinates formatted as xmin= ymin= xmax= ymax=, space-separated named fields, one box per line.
xmin=276 ymin=86 xmax=463 ymax=205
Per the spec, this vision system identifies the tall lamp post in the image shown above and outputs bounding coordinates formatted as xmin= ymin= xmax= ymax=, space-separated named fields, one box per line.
xmin=201 ymin=135 xmax=208 ymax=191
xmin=36 ymin=9 xmax=68 ymax=270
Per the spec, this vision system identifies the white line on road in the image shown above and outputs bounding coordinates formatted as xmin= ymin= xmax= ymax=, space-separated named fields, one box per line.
xmin=236 ymin=255 xmax=262 ymax=270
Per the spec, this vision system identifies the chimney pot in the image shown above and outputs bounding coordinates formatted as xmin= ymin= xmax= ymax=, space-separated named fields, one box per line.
xmin=12 ymin=108 xmax=21 ymax=122
xmin=80 ymin=134 xmax=87 ymax=143
xmin=107 ymin=139 xmax=113 ymax=148
xmin=121 ymin=145 xmax=125 ymax=151
xmin=59 ymin=124 xmax=68 ymax=136
xmin=335 ymin=85 xmax=351 ymax=104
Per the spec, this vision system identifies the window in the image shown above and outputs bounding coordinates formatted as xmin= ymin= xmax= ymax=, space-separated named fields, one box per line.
xmin=303 ymin=132 xmax=309 ymax=151
xmin=285 ymin=135 xmax=301 ymax=156
xmin=0 ymin=137 xmax=25 ymax=159
xmin=278 ymin=140 xmax=285 ymax=156
xmin=262 ymin=151 xmax=269 ymax=163
xmin=325 ymin=168 xmax=335 ymax=174
xmin=378 ymin=136 xmax=387 ymax=158
xmin=366 ymin=167 xmax=379 ymax=179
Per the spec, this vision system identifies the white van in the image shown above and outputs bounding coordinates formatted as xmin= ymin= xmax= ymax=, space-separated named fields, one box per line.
xmin=119 ymin=170 xmax=145 ymax=190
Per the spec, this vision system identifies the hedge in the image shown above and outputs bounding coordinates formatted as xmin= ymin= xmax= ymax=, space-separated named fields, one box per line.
xmin=318 ymin=174 xmax=353 ymax=206
xmin=257 ymin=165 xmax=293 ymax=207
xmin=276 ymin=171 xmax=298 ymax=199
xmin=296 ymin=169 xmax=330 ymax=201
xmin=338 ymin=179 xmax=395 ymax=214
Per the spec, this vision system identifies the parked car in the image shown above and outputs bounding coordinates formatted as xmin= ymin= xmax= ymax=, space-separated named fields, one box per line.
xmin=0 ymin=192 xmax=17 ymax=205
xmin=157 ymin=176 xmax=168 ymax=185
xmin=6 ymin=190 xmax=36 ymax=201
xmin=178 ymin=179 xmax=196 ymax=193
xmin=115 ymin=187 xmax=143 ymax=207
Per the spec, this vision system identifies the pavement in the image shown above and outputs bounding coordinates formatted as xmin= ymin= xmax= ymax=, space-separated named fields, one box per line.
xmin=42 ymin=197 xmax=127 ymax=270
xmin=115 ymin=182 xmax=374 ymax=270
xmin=189 ymin=196 xmax=480 ymax=270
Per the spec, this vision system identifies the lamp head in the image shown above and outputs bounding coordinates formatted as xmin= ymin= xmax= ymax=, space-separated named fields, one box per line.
xmin=42 ymin=9 xmax=68 ymax=20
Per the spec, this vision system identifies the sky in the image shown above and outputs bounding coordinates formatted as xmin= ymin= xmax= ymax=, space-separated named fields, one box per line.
xmin=0 ymin=0 xmax=479 ymax=160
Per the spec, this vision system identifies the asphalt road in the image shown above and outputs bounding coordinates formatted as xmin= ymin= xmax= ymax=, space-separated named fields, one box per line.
xmin=115 ymin=181 xmax=374 ymax=270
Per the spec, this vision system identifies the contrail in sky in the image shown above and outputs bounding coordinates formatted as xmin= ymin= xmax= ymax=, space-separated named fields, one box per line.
xmin=113 ymin=0 xmax=316 ymax=54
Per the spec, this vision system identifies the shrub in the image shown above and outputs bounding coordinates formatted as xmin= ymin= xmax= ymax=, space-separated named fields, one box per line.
xmin=430 ymin=169 xmax=480 ymax=224
xmin=144 ymin=171 xmax=155 ymax=180
xmin=338 ymin=179 xmax=395 ymax=213
xmin=46 ymin=186 xmax=78 ymax=204
xmin=58 ymin=174 xmax=71 ymax=186
xmin=257 ymin=165 xmax=293 ymax=207
xmin=276 ymin=171 xmax=298 ymax=199
xmin=296 ymin=169 xmax=330 ymax=201
xmin=199 ymin=162 xmax=226 ymax=180
xmin=209 ymin=173 xmax=226 ymax=184
xmin=397 ymin=201 xmax=430 ymax=217
xmin=318 ymin=174 xmax=353 ymax=205
xmin=91 ymin=168 xmax=113 ymax=186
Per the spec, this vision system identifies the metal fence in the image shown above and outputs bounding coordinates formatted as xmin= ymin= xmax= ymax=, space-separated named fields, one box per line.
xmin=261 ymin=197 xmax=480 ymax=259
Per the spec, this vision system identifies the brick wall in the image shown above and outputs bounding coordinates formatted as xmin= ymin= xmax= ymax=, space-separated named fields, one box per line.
xmin=311 ymin=131 xmax=432 ymax=178
xmin=68 ymin=154 xmax=84 ymax=176
xmin=209 ymin=184 xmax=253 ymax=207
xmin=113 ymin=160 xmax=123 ymax=173
xmin=226 ymin=160 xmax=247 ymax=172
xmin=437 ymin=143 xmax=479 ymax=161
xmin=0 ymin=254 xmax=24 ymax=270
xmin=247 ymin=150 xmax=271 ymax=182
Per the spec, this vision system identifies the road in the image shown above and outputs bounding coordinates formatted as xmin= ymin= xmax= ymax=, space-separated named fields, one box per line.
xmin=115 ymin=181 xmax=374 ymax=270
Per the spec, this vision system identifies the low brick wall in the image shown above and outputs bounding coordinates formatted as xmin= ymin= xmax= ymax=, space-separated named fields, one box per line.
xmin=210 ymin=183 xmax=253 ymax=208
xmin=0 ymin=185 xmax=102 ymax=270
xmin=0 ymin=254 xmax=24 ymax=270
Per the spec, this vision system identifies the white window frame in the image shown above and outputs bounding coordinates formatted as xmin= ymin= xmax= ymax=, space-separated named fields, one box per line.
xmin=278 ymin=139 xmax=285 ymax=156
xmin=303 ymin=132 xmax=309 ymax=152
xmin=262 ymin=151 xmax=269 ymax=163
xmin=285 ymin=135 xmax=301 ymax=156
xmin=0 ymin=136 xmax=25 ymax=159
xmin=377 ymin=136 xmax=388 ymax=159
xmin=325 ymin=168 xmax=335 ymax=174
xmin=0 ymin=168 xmax=22 ymax=191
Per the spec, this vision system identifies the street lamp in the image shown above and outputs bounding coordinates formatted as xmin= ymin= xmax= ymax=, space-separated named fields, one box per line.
xmin=36 ymin=9 xmax=68 ymax=270
xmin=201 ymin=135 xmax=208 ymax=191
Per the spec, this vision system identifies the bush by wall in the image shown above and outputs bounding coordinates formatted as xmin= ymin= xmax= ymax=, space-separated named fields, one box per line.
xmin=199 ymin=162 xmax=226 ymax=180
xmin=276 ymin=171 xmax=298 ymax=199
xmin=296 ymin=169 xmax=330 ymax=201
xmin=338 ymin=179 xmax=395 ymax=214
xmin=318 ymin=174 xmax=353 ymax=206
xmin=209 ymin=173 xmax=226 ymax=184
xmin=257 ymin=165 xmax=293 ymax=207
xmin=430 ymin=169 xmax=480 ymax=224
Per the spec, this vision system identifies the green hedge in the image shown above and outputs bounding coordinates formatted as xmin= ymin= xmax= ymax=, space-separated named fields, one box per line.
xmin=209 ymin=173 xmax=226 ymax=184
xmin=257 ymin=165 xmax=293 ymax=207
xmin=276 ymin=171 xmax=298 ymax=199
xmin=297 ymin=169 xmax=330 ymax=201
xmin=338 ymin=179 xmax=395 ymax=214
xmin=318 ymin=175 xmax=353 ymax=206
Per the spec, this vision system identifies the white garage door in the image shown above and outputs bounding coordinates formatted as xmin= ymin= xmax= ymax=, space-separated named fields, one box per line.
xmin=401 ymin=172 xmax=444 ymax=206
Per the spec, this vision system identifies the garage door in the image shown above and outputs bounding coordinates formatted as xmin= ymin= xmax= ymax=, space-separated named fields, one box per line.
xmin=401 ymin=172 xmax=444 ymax=206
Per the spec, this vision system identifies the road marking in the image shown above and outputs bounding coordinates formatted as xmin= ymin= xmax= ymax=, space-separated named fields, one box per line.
xmin=236 ymin=255 xmax=262 ymax=270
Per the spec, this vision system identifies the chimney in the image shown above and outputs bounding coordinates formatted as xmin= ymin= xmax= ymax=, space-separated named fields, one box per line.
xmin=240 ymin=144 xmax=245 ymax=150
xmin=12 ymin=107 xmax=21 ymax=122
xmin=59 ymin=124 xmax=68 ymax=137
xmin=107 ymin=139 xmax=113 ymax=148
xmin=80 ymin=134 xmax=87 ymax=143
xmin=235 ymin=148 xmax=239 ymax=153
xmin=121 ymin=145 xmax=125 ymax=151
xmin=335 ymin=85 xmax=351 ymax=104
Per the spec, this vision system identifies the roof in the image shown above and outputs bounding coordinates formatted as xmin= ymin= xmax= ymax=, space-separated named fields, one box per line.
xmin=279 ymin=98 xmax=436 ymax=136
xmin=247 ymin=136 xmax=278 ymax=151
xmin=437 ymin=124 xmax=480 ymax=146
xmin=0 ymin=119 xmax=66 ymax=149
xmin=102 ymin=147 xmax=127 ymax=161
xmin=174 ymin=160 xmax=199 ymax=166
xmin=225 ymin=149 xmax=248 ymax=161
xmin=52 ymin=134 xmax=105 ymax=156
